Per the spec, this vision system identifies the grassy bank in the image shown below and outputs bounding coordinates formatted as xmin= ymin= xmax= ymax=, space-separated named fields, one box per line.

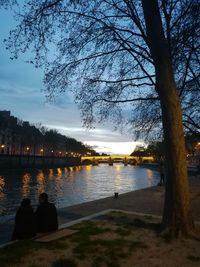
xmin=0 ymin=211 xmax=200 ymax=267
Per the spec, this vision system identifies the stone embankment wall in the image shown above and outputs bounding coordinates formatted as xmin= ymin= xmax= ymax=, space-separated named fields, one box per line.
xmin=0 ymin=155 xmax=81 ymax=169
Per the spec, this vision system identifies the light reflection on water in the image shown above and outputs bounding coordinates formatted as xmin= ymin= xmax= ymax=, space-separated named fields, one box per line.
xmin=0 ymin=164 xmax=159 ymax=222
xmin=22 ymin=173 xmax=31 ymax=198
xmin=0 ymin=176 xmax=5 ymax=201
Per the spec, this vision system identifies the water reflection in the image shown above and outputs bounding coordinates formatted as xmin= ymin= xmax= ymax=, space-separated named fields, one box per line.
xmin=146 ymin=169 xmax=154 ymax=187
xmin=64 ymin=167 xmax=68 ymax=174
xmin=48 ymin=169 xmax=54 ymax=179
xmin=84 ymin=165 xmax=92 ymax=172
xmin=0 ymin=164 xmax=159 ymax=223
xmin=115 ymin=174 xmax=123 ymax=190
xmin=115 ymin=165 xmax=123 ymax=171
xmin=56 ymin=168 xmax=62 ymax=177
xmin=22 ymin=173 xmax=31 ymax=198
xmin=36 ymin=170 xmax=45 ymax=194
xmin=147 ymin=169 xmax=153 ymax=177
xmin=115 ymin=165 xmax=124 ymax=190
xmin=0 ymin=176 xmax=5 ymax=201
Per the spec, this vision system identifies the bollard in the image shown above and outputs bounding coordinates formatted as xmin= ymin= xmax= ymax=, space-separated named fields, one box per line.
xmin=114 ymin=192 xmax=119 ymax=198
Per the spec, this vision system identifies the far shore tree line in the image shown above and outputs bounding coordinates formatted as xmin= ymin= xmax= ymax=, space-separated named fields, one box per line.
xmin=0 ymin=112 xmax=98 ymax=157
xmin=132 ymin=133 xmax=200 ymax=160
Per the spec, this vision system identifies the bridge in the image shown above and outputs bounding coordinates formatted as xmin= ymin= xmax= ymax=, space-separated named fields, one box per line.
xmin=81 ymin=155 xmax=154 ymax=165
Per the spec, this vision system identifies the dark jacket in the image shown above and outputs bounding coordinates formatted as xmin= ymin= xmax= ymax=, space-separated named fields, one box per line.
xmin=35 ymin=202 xmax=58 ymax=233
xmin=12 ymin=205 xmax=36 ymax=240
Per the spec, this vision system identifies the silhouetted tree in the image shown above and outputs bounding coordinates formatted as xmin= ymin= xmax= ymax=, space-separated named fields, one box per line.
xmin=146 ymin=141 xmax=164 ymax=160
xmin=2 ymin=0 xmax=200 ymax=237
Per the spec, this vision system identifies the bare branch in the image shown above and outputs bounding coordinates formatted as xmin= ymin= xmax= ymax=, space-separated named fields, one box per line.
xmin=101 ymin=96 xmax=159 ymax=103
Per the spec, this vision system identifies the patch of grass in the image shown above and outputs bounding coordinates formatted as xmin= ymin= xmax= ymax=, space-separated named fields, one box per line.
xmin=0 ymin=240 xmax=39 ymax=266
xmin=0 ymin=239 xmax=68 ymax=267
xmin=70 ymin=215 xmax=148 ymax=264
xmin=114 ymin=227 xmax=132 ymax=236
xmin=52 ymin=258 xmax=77 ymax=267
xmin=92 ymin=254 xmax=121 ymax=267
xmin=72 ymin=238 xmax=99 ymax=259
xmin=130 ymin=218 xmax=160 ymax=231
xmin=107 ymin=214 xmax=128 ymax=222
xmin=70 ymin=220 xmax=111 ymax=244
xmin=93 ymin=248 xmax=122 ymax=267
xmin=92 ymin=238 xmax=129 ymax=247
xmin=73 ymin=230 xmax=147 ymax=262
xmin=101 ymin=212 xmax=160 ymax=233
xmin=43 ymin=240 xmax=69 ymax=250
xmin=91 ymin=256 xmax=104 ymax=267
xmin=116 ymin=217 xmax=160 ymax=233
xmin=71 ymin=220 xmax=109 ymax=233
xmin=129 ymin=240 xmax=148 ymax=249
xmin=187 ymin=255 xmax=200 ymax=262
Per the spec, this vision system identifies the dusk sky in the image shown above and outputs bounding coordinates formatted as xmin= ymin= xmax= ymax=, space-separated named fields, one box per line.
xmin=0 ymin=7 xmax=143 ymax=155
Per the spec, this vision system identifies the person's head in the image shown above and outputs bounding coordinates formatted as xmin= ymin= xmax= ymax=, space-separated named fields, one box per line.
xmin=39 ymin=192 xmax=48 ymax=204
xmin=21 ymin=198 xmax=31 ymax=207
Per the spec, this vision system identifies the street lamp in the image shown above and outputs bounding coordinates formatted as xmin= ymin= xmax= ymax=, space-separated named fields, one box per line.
xmin=1 ymin=144 xmax=5 ymax=154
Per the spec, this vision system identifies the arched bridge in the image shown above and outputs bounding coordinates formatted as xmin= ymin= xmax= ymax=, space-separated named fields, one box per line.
xmin=81 ymin=155 xmax=154 ymax=165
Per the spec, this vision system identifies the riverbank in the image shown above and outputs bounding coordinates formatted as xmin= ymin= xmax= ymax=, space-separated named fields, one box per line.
xmin=0 ymin=174 xmax=199 ymax=246
xmin=58 ymin=174 xmax=200 ymax=224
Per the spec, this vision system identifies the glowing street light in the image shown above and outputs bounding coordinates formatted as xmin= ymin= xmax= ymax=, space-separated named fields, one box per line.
xmin=40 ymin=148 xmax=44 ymax=156
xmin=1 ymin=144 xmax=5 ymax=155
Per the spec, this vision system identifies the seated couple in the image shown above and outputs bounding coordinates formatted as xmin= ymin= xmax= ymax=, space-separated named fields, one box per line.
xmin=12 ymin=193 xmax=58 ymax=240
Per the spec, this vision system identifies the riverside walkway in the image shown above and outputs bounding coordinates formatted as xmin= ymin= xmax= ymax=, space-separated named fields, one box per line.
xmin=0 ymin=175 xmax=200 ymax=246
xmin=58 ymin=176 xmax=200 ymax=224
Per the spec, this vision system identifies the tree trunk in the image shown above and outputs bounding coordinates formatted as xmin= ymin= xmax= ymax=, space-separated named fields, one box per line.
xmin=142 ymin=0 xmax=194 ymax=236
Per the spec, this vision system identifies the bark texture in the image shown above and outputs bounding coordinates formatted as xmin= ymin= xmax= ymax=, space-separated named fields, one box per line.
xmin=142 ymin=0 xmax=194 ymax=236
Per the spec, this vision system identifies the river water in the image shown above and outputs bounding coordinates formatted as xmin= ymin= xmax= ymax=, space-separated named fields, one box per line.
xmin=0 ymin=163 xmax=159 ymax=223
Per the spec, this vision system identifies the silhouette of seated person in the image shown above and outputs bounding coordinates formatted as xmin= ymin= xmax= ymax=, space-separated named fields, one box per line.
xmin=35 ymin=192 xmax=58 ymax=233
xmin=11 ymin=198 xmax=36 ymax=240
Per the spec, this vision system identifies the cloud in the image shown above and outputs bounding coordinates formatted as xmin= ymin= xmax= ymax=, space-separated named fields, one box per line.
xmin=84 ymin=141 xmax=143 ymax=155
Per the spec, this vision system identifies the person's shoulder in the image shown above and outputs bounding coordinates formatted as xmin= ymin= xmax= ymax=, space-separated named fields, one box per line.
xmin=48 ymin=202 xmax=57 ymax=211
xmin=36 ymin=203 xmax=45 ymax=212
xmin=49 ymin=202 xmax=56 ymax=208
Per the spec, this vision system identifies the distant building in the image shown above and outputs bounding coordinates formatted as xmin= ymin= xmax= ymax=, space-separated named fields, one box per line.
xmin=0 ymin=110 xmax=21 ymax=154
xmin=134 ymin=145 xmax=146 ymax=152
